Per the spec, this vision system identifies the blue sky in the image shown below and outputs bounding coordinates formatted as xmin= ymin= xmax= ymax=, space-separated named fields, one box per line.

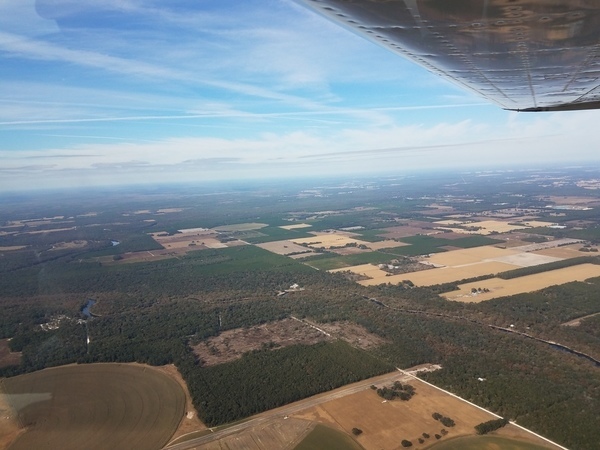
xmin=1 ymin=0 xmax=599 ymax=191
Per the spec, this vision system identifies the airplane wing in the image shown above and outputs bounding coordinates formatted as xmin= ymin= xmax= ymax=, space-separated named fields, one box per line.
xmin=296 ymin=0 xmax=600 ymax=111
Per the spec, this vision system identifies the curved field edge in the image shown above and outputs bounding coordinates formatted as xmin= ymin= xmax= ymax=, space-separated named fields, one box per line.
xmin=2 ymin=363 xmax=185 ymax=450
xmin=294 ymin=423 xmax=364 ymax=450
xmin=428 ymin=435 xmax=554 ymax=450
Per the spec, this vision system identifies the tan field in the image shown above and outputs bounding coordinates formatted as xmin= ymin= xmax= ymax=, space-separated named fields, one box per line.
xmin=427 ymin=246 xmax=518 ymax=266
xmin=151 ymin=231 xmax=231 ymax=250
xmin=359 ymin=261 xmax=517 ymax=287
xmin=367 ymin=240 xmax=410 ymax=250
xmin=0 ymin=246 xmax=27 ymax=251
xmin=434 ymin=220 xmax=554 ymax=235
xmin=331 ymin=263 xmax=389 ymax=279
xmin=292 ymin=233 xmax=373 ymax=249
xmin=532 ymin=246 xmax=588 ymax=259
xmin=293 ymin=375 xmax=552 ymax=450
xmin=256 ymin=240 xmax=317 ymax=256
xmin=443 ymin=263 xmax=600 ymax=302
xmin=279 ymin=223 xmax=312 ymax=230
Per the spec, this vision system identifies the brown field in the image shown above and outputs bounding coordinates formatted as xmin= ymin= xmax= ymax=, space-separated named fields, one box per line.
xmin=0 ymin=340 xmax=21 ymax=369
xmin=379 ymin=226 xmax=441 ymax=239
xmin=291 ymin=233 xmax=373 ymax=249
xmin=1 ymin=363 xmax=185 ymax=450
xmin=0 ymin=246 xmax=27 ymax=251
xmin=443 ymin=263 xmax=600 ymax=302
xmin=256 ymin=240 xmax=317 ymax=256
xmin=545 ymin=195 xmax=600 ymax=206
xmin=279 ymin=223 xmax=312 ymax=230
xmin=292 ymin=375 xmax=553 ymax=450
xmin=191 ymin=319 xmax=385 ymax=366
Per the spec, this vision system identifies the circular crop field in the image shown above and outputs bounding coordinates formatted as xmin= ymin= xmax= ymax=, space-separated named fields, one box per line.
xmin=3 ymin=363 xmax=185 ymax=450
xmin=429 ymin=435 xmax=553 ymax=450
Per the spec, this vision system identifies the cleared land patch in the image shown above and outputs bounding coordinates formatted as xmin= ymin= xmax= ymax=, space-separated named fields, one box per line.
xmin=0 ymin=246 xmax=27 ymax=252
xmin=280 ymin=223 xmax=312 ymax=230
xmin=2 ymin=363 xmax=185 ymax=450
xmin=330 ymin=263 xmax=389 ymax=280
xmin=256 ymin=240 xmax=317 ymax=257
xmin=192 ymin=319 xmax=385 ymax=367
xmin=0 ymin=340 xmax=21 ymax=369
xmin=442 ymin=263 xmax=600 ymax=302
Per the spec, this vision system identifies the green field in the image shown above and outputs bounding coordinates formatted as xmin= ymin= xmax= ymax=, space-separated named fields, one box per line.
xmin=2 ymin=363 xmax=185 ymax=450
xmin=429 ymin=435 xmax=552 ymax=450
xmin=294 ymin=424 xmax=364 ymax=450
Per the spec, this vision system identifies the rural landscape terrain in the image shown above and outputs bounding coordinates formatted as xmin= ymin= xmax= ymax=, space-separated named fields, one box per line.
xmin=0 ymin=166 xmax=599 ymax=450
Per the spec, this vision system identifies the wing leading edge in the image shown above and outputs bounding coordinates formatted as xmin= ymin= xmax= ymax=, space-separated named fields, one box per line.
xmin=296 ymin=0 xmax=600 ymax=111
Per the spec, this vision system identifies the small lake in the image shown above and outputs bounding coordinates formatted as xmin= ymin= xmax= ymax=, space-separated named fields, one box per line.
xmin=82 ymin=299 xmax=96 ymax=318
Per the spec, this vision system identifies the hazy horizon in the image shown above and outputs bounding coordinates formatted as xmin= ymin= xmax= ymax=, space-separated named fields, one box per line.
xmin=2 ymin=0 xmax=600 ymax=192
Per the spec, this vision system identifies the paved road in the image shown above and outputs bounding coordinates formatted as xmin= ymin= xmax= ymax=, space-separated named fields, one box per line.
xmin=163 ymin=370 xmax=408 ymax=450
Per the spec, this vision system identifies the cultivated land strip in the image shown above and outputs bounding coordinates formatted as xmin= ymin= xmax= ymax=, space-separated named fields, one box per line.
xmin=163 ymin=371 xmax=407 ymax=450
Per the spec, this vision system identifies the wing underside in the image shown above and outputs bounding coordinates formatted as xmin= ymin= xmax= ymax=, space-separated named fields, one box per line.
xmin=297 ymin=0 xmax=600 ymax=111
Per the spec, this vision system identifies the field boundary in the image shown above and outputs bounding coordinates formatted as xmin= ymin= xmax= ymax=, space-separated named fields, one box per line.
xmin=398 ymin=369 xmax=568 ymax=450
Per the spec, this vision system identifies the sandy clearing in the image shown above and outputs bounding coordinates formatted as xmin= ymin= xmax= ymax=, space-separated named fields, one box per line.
xmin=279 ymin=223 xmax=312 ymax=230
xmin=490 ymin=253 xmax=561 ymax=267
xmin=256 ymin=240 xmax=316 ymax=256
xmin=0 ymin=246 xmax=27 ymax=251
xmin=359 ymin=261 xmax=517 ymax=287
xmin=442 ymin=263 xmax=600 ymax=302
xmin=330 ymin=264 xmax=389 ymax=279
xmin=19 ymin=227 xmax=76 ymax=235
xmin=426 ymin=246 xmax=518 ymax=267
xmin=154 ymin=364 xmax=207 ymax=440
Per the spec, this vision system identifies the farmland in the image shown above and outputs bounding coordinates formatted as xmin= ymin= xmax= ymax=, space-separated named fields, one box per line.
xmin=2 ymin=363 xmax=185 ymax=450
xmin=442 ymin=263 xmax=600 ymax=302
xmin=292 ymin=375 xmax=557 ymax=450
xmin=1 ymin=169 xmax=600 ymax=449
